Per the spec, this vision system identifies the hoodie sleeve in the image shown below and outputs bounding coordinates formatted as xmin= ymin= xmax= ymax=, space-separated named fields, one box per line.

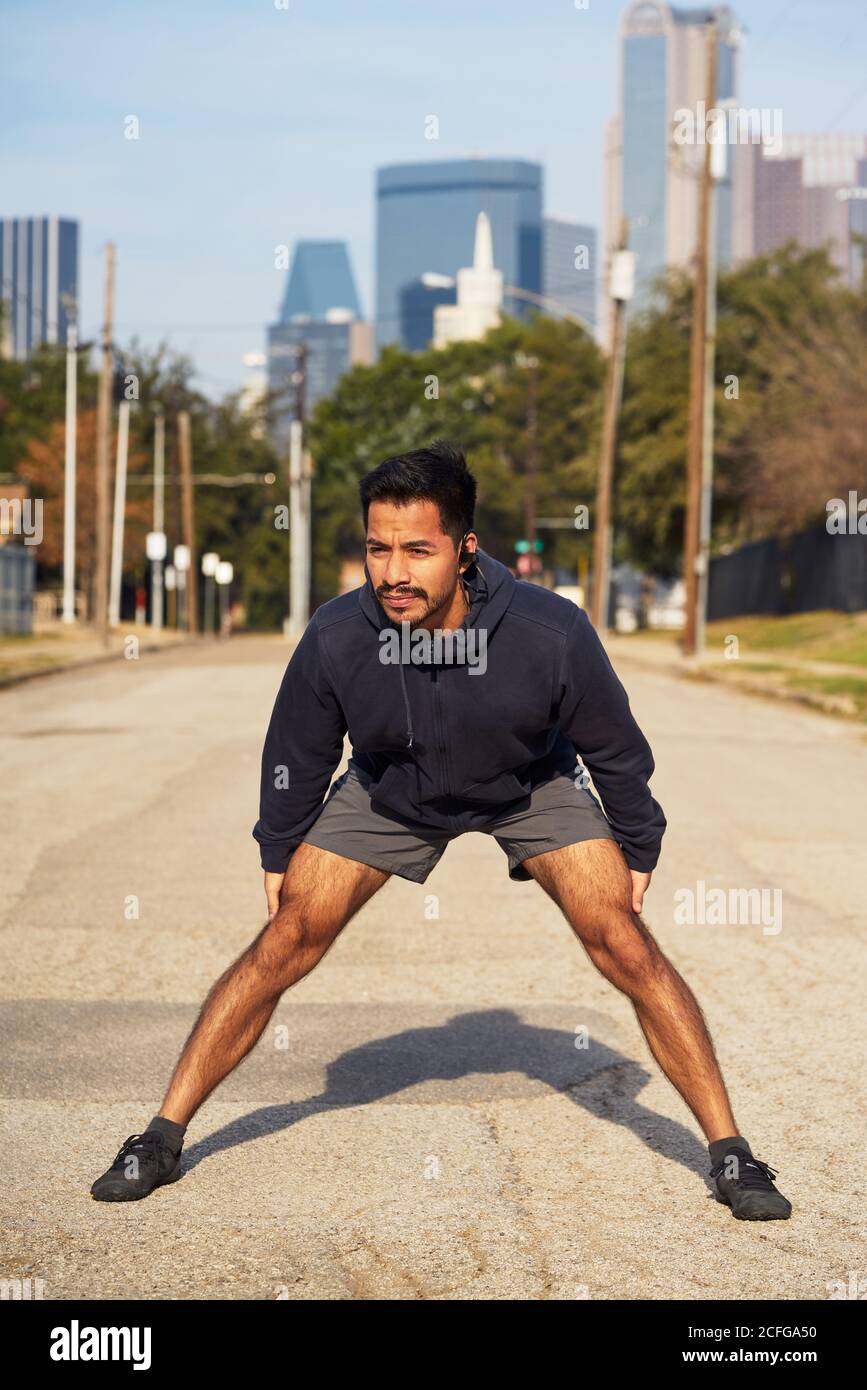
xmin=555 ymin=607 xmax=666 ymax=872
xmin=252 ymin=617 xmax=347 ymax=873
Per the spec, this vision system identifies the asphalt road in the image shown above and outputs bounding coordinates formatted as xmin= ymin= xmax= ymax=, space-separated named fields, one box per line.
xmin=1 ymin=634 xmax=864 ymax=1300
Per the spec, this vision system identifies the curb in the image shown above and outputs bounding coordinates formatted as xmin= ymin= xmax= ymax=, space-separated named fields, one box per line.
xmin=0 ymin=635 xmax=203 ymax=692
xmin=608 ymin=642 xmax=866 ymax=725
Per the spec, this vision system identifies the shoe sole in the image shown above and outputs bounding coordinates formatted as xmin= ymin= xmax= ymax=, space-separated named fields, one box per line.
xmin=714 ymin=1192 xmax=792 ymax=1220
xmin=91 ymin=1156 xmax=183 ymax=1203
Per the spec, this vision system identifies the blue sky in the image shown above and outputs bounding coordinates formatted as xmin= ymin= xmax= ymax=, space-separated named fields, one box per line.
xmin=3 ymin=0 xmax=866 ymax=396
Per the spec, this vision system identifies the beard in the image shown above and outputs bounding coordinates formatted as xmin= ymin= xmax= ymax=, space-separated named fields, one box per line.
xmin=376 ymin=579 xmax=457 ymax=628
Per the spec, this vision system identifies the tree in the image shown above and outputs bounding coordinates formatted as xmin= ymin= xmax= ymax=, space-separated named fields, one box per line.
xmin=615 ymin=243 xmax=867 ymax=573
xmin=307 ymin=314 xmax=605 ymax=602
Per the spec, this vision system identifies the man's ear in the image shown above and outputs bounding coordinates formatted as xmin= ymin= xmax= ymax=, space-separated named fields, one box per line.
xmin=459 ymin=531 xmax=478 ymax=568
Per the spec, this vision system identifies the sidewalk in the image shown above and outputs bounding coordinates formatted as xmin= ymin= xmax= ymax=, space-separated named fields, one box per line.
xmin=604 ymin=632 xmax=867 ymax=723
xmin=0 ymin=622 xmax=195 ymax=688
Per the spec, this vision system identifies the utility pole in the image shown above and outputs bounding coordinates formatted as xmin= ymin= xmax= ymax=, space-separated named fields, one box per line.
xmin=513 ymin=351 xmax=540 ymax=580
xmin=152 ymin=410 xmax=165 ymax=634
xmin=590 ymin=219 xmax=633 ymax=631
xmin=62 ymin=313 xmax=78 ymax=623
xmin=288 ymin=423 xmax=307 ymax=636
xmin=682 ymin=19 xmax=718 ymax=657
xmin=177 ymin=410 xmax=198 ymax=633
xmin=287 ymin=344 xmax=309 ymax=636
xmin=525 ymin=356 xmax=539 ymax=572
xmin=94 ymin=244 xmax=115 ymax=645
xmin=108 ymin=394 xmax=131 ymax=626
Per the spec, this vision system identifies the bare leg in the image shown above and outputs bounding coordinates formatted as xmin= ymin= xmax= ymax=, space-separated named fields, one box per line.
xmin=523 ymin=838 xmax=738 ymax=1143
xmin=158 ymin=845 xmax=389 ymax=1125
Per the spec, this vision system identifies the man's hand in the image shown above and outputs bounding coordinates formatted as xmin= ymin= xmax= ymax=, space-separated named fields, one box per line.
xmin=630 ymin=870 xmax=652 ymax=915
xmin=264 ymin=871 xmax=285 ymax=923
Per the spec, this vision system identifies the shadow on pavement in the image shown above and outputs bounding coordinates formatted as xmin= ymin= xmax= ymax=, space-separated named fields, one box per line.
xmin=182 ymin=1007 xmax=711 ymax=1186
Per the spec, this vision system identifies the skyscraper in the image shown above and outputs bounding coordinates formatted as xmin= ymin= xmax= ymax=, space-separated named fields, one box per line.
xmin=542 ymin=216 xmax=597 ymax=333
xmin=0 ymin=216 xmax=79 ymax=359
xmin=266 ymin=240 xmax=369 ymax=452
xmin=731 ymin=133 xmax=867 ymax=286
xmin=375 ymin=158 xmax=543 ymax=353
xmin=603 ymin=3 xmax=740 ymax=311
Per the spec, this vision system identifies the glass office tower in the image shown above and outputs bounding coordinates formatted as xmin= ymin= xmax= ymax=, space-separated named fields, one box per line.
xmin=542 ymin=216 xmax=597 ymax=333
xmin=606 ymin=3 xmax=739 ymax=310
xmin=0 ymin=217 xmax=79 ymax=359
xmin=267 ymin=240 xmax=364 ymax=452
xmin=375 ymin=158 xmax=543 ymax=353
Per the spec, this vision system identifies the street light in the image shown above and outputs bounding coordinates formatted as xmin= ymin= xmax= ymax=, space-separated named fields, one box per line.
xmin=201 ymin=551 xmax=219 ymax=636
xmin=164 ymin=563 xmax=177 ymax=631
xmin=60 ymin=293 xmax=78 ymax=624
xmin=215 ymin=560 xmax=233 ymax=638
xmin=173 ymin=544 xmax=190 ymax=632
xmin=146 ymin=530 xmax=167 ymax=637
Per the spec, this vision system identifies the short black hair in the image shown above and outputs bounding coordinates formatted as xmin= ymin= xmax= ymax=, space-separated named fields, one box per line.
xmin=359 ymin=439 xmax=476 ymax=547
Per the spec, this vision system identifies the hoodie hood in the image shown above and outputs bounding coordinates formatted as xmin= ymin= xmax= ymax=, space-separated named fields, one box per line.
xmin=358 ymin=548 xmax=517 ymax=750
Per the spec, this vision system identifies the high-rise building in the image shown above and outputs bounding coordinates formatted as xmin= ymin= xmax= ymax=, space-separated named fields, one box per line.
xmin=543 ymin=216 xmax=597 ymax=333
xmin=399 ymin=277 xmax=456 ymax=354
xmin=849 ymin=155 xmax=867 ymax=286
xmin=0 ymin=216 xmax=79 ymax=359
xmin=375 ymin=158 xmax=543 ymax=352
xmin=266 ymin=240 xmax=370 ymax=452
xmin=732 ymin=133 xmax=867 ymax=286
xmin=603 ymin=3 xmax=740 ymax=311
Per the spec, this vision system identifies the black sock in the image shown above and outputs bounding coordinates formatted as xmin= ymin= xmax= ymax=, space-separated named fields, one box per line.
xmin=145 ymin=1115 xmax=187 ymax=1154
xmin=709 ymin=1134 xmax=752 ymax=1166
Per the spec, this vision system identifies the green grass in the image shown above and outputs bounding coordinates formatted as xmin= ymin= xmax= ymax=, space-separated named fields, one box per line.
xmin=0 ymin=653 xmax=68 ymax=683
xmin=0 ymin=630 xmax=63 ymax=647
xmin=784 ymin=672 xmax=867 ymax=713
xmin=704 ymin=612 xmax=867 ymax=667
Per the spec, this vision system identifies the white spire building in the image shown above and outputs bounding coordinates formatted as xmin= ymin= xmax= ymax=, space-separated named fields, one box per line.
xmin=433 ymin=211 xmax=503 ymax=348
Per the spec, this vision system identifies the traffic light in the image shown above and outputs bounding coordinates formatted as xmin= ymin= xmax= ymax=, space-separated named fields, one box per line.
xmin=514 ymin=539 xmax=544 ymax=554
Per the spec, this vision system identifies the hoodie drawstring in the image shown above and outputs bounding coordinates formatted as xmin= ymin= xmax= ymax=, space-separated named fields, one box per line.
xmin=398 ymin=660 xmax=414 ymax=749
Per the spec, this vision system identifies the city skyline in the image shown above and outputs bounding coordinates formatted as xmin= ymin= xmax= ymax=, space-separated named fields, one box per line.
xmin=3 ymin=0 xmax=867 ymax=395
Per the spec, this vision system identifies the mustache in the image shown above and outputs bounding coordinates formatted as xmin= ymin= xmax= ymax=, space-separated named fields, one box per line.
xmin=376 ymin=584 xmax=427 ymax=600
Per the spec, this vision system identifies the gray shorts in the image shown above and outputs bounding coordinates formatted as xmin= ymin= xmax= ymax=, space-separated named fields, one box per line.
xmin=302 ymin=765 xmax=616 ymax=883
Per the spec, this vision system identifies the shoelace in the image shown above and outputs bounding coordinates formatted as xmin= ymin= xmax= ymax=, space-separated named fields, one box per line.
xmin=710 ymin=1151 xmax=779 ymax=1189
xmin=111 ymin=1132 xmax=166 ymax=1170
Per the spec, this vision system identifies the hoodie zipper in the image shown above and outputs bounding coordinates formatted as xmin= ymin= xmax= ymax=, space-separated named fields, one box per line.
xmin=430 ymin=665 xmax=452 ymax=799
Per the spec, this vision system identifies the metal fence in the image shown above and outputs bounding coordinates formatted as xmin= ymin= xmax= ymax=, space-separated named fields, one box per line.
xmin=708 ymin=525 xmax=867 ymax=620
xmin=0 ymin=545 xmax=36 ymax=634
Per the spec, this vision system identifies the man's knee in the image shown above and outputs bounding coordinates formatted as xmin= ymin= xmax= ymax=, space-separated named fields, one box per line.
xmin=569 ymin=896 xmax=665 ymax=994
xmin=250 ymin=896 xmax=325 ymax=986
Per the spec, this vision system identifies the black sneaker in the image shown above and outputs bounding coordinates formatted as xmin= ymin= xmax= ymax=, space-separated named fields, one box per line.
xmin=710 ymin=1145 xmax=792 ymax=1221
xmin=91 ymin=1131 xmax=183 ymax=1202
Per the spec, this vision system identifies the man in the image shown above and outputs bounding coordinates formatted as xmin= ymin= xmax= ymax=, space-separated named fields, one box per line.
xmin=91 ymin=441 xmax=791 ymax=1221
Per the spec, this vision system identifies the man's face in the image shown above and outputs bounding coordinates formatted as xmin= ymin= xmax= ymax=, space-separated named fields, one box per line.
xmin=365 ymin=498 xmax=475 ymax=628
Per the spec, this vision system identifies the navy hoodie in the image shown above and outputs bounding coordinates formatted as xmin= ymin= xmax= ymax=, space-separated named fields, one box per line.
xmin=252 ymin=549 xmax=666 ymax=874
